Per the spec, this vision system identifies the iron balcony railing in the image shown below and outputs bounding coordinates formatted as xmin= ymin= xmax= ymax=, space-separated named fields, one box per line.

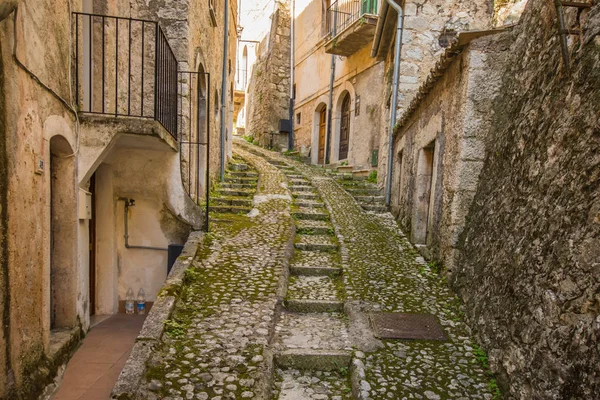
xmin=327 ymin=0 xmax=379 ymax=37
xmin=73 ymin=13 xmax=178 ymax=139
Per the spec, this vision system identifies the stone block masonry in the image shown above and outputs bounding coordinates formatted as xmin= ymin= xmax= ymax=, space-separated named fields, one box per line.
xmin=453 ymin=0 xmax=600 ymax=398
xmin=245 ymin=0 xmax=291 ymax=148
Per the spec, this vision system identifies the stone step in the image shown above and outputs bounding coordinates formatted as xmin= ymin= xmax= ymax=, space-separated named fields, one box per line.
xmin=219 ymin=183 xmax=255 ymax=190
xmin=278 ymin=165 xmax=295 ymax=171
xmin=293 ymin=192 xmax=320 ymax=200
xmin=287 ymin=275 xmax=342 ymax=302
xmin=336 ymin=165 xmax=354 ymax=173
xmin=289 ymin=265 xmax=342 ymax=277
xmin=294 ymin=235 xmax=338 ymax=252
xmin=285 ymin=299 xmax=344 ymax=313
xmin=273 ymin=369 xmax=353 ymax=400
xmin=268 ymin=159 xmax=287 ymax=166
xmin=211 ymin=197 xmax=253 ymax=207
xmin=215 ymin=188 xmax=255 ymax=197
xmin=345 ymin=188 xmax=382 ymax=196
xmin=286 ymin=174 xmax=305 ymax=180
xmin=291 ymin=250 xmax=341 ymax=269
xmin=229 ymin=163 xmax=249 ymax=171
xmin=290 ymin=185 xmax=314 ymax=192
xmin=209 ymin=205 xmax=252 ymax=214
xmin=224 ymin=176 xmax=258 ymax=184
xmin=354 ymin=195 xmax=385 ymax=203
xmin=290 ymin=178 xmax=309 ymax=185
xmin=294 ymin=200 xmax=324 ymax=209
xmin=273 ymin=312 xmax=351 ymax=357
xmin=352 ymin=169 xmax=372 ymax=177
xmin=274 ymin=349 xmax=352 ymax=371
xmin=295 ymin=220 xmax=334 ymax=235
xmin=361 ymin=204 xmax=389 ymax=213
xmin=226 ymin=170 xmax=258 ymax=178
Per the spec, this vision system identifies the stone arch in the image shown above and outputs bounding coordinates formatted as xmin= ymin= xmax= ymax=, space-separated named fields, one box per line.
xmin=332 ymin=81 xmax=356 ymax=162
xmin=48 ymin=135 xmax=77 ymax=330
xmin=312 ymin=101 xmax=328 ymax=165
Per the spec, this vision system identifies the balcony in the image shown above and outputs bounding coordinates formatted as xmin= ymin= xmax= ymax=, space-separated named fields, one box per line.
xmin=73 ymin=13 xmax=178 ymax=143
xmin=325 ymin=0 xmax=379 ymax=57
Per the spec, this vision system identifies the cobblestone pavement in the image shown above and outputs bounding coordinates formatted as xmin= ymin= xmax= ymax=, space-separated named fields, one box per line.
xmin=140 ymin=147 xmax=293 ymax=400
xmin=238 ymin=141 xmax=496 ymax=400
xmin=140 ymin=140 xmax=497 ymax=400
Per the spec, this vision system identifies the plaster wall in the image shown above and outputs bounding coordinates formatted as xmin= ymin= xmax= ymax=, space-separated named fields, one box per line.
xmin=108 ymin=147 xmax=191 ymax=302
xmin=292 ymin=0 xmax=384 ymax=167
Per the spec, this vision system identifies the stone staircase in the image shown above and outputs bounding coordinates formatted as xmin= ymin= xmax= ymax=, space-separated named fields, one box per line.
xmin=267 ymin=160 xmax=354 ymax=399
xmin=328 ymin=168 xmax=388 ymax=214
xmin=209 ymin=156 xmax=258 ymax=214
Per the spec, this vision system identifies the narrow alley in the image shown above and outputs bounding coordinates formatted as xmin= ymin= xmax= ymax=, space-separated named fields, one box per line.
xmin=118 ymin=139 xmax=494 ymax=400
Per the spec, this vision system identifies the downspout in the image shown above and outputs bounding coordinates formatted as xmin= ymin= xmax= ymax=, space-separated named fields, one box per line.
xmin=384 ymin=0 xmax=403 ymax=206
xmin=325 ymin=5 xmax=338 ymax=165
xmin=220 ymin=0 xmax=230 ymax=181
xmin=118 ymin=198 xmax=168 ymax=251
xmin=288 ymin=0 xmax=295 ymax=150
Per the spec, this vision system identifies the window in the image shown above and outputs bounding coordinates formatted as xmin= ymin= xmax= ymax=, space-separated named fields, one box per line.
xmin=296 ymin=112 xmax=302 ymax=125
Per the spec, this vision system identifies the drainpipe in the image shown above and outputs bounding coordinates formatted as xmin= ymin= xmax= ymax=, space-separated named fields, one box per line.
xmin=118 ymin=198 xmax=168 ymax=251
xmin=220 ymin=0 xmax=230 ymax=181
xmin=288 ymin=0 xmax=295 ymax=150
xmin=0 ymin=0 xmax=19 ymax=22
xmin=325 ymin=6 xmax=338 ymax=165
xmin=384 ymin=0 xmax=404 ymax=206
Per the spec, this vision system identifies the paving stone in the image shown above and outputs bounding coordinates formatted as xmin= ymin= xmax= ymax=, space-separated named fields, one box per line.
xmin=295 ymin=220 xmax=335 ymax=235
xmin=287 ymin=275 xmax=342 ymax=301
xmin=292 ymin=208 xmax=330 ymax=221
xmin=272 ymin=369 xmax=353 ymax=399
xmin=294 ymin=235 xmax=339 ymax=252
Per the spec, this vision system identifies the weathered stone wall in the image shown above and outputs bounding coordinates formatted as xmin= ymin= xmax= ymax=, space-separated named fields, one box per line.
xmin=0 ymin=1 xmax=79 ymax=398
xmin=245 ymin=0 xmax=291 ymax=148
xmin=377 ymin=0 xmax=493 ymax=188
xmin=453 ymin=0 xmax=600 ymax=397
xmin=390 ymin=34 xmax=510 ymax=272
xmin=0 ymin=37 xmax=8 ymax=400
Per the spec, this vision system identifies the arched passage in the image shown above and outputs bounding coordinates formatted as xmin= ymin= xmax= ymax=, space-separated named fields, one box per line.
xmin=49 ymin=135 xmax=77 ymax=330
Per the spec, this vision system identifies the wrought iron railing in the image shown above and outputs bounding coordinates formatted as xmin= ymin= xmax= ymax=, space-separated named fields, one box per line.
xmin=73 ymin=13 xmax=178 ymax=139
xmin=327 ymin=0 xmax=379 ymax=37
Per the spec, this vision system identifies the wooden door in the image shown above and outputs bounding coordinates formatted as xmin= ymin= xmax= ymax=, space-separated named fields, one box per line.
xmin=318 ymin=108 xmax=327 ymax=164
xmin=339 ymin=94 xmax=350 ymax=160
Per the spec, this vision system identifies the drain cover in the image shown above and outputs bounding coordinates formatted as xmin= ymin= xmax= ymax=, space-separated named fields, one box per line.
xmin=370 ymin=313 xmax=447 ymax=341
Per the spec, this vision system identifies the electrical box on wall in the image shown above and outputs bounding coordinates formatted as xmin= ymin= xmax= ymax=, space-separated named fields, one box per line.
xmin=78 ymin=189 xmax=92 ymax=220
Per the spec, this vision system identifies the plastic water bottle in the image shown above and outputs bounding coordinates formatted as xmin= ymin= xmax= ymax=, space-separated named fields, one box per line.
xmin=125 ymin=288 xmax=135 ymax=314
xmin=137 ymin=288 xmax=146 ymax=315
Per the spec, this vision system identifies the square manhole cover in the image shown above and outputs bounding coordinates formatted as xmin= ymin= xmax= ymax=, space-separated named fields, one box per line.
xmin=370 ymin=313 xmax=447 ymax=341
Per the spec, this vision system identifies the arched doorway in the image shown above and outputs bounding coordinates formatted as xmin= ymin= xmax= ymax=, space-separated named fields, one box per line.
xmin=318 ymin=106 xmax=327 ymax=164
xmin=339 ymin=93 xmax=351 ymax=160
xmin=49 ymin=135 xmax=77 ymax=330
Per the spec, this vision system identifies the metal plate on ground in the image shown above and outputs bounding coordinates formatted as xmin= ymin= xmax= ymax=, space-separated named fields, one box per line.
xmin=370 ymin=313 xmax=447 ymax=341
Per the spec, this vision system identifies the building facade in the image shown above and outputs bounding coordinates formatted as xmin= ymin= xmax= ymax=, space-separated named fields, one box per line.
xmin=292 ymin=0 xmax=384 ymax=168
xmin=0 ymin=0 xmax=237 ymax=397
